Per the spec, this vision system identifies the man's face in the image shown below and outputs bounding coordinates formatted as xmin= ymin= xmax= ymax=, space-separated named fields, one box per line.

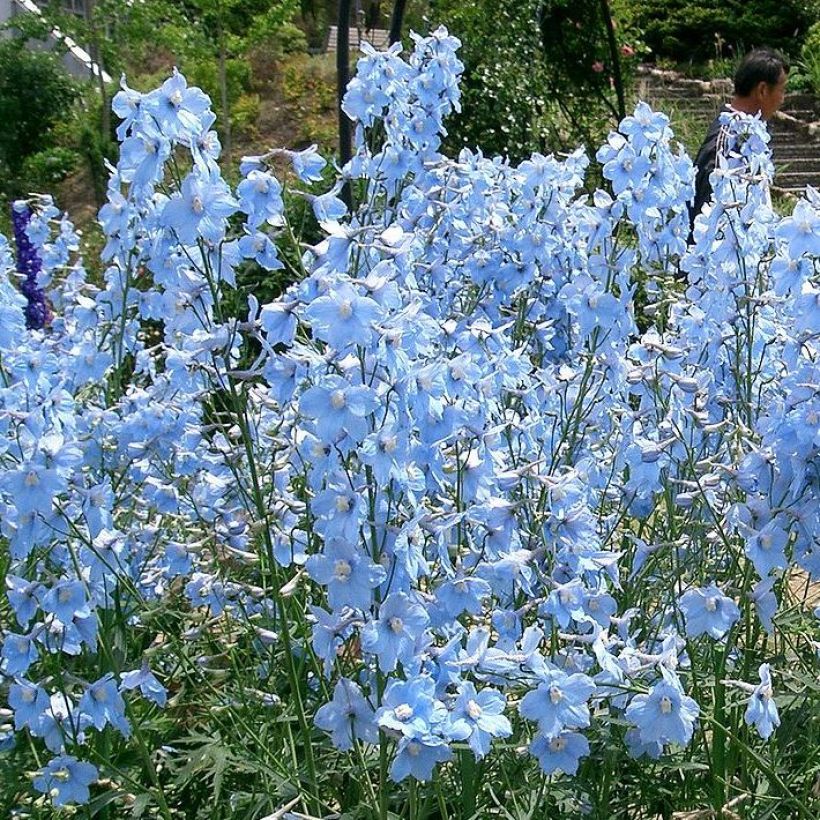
xmin=757 ymin=69 xmax=788 ymax=120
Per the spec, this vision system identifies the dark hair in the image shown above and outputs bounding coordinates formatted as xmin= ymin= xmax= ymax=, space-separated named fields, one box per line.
xmin=734 ymin=48 xmax=790 ymax=96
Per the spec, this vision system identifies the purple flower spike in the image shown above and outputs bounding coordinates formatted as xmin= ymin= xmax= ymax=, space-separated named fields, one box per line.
xmin=11 ymin=201 xmax=52 ymax=331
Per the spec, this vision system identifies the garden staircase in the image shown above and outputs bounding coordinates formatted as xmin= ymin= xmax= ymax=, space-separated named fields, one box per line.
xmin=635 ymin=65 xmax=820 ymax=198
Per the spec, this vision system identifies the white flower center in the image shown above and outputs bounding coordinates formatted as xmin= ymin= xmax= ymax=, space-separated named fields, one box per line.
xmin=335 ymin=495 xmax=351 ymax=513
xmin=466 ymin=699 xmax=482 ymax=720
xmin=549 ymin=685 xmax=564 ymax=705
xmin=380 ymin=435 xmax=397 ymax=454
xmin=338 ymin=300 xmax=353 ymax=320
xmin=333 ymin=559 xmax=352 ymax=581
xmin=388 ymin=616 xmax=403 ymax=634
xmin=169 ymin=89 xmax=183 ymax=107
xmin=705 ymin=596 xmax=717 ymax=613
xmin=191 ymin=195 xmax=204 ymax=215
xmin=549 ymin=736 xmax=566 ymax=752
xmin=330 ymin=390 xmax=346 ymax=410
xmin=395 ymin=703 xmax=413 ymax=721
xmin=659 ymin=695 xmax=673 ymax=714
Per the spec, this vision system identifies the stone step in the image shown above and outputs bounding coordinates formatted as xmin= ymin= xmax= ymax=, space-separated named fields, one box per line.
xmin=774 ymin=172 xmax=820 ymax=185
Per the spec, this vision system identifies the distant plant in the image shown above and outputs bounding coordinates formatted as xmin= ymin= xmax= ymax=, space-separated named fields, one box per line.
xmin=625 ymin=0 xmax=815 ymax=62
xmin=0 ymin=40 xmax=79 ymax=196
xmin=427 ymin=0 xmax=645 ymax=161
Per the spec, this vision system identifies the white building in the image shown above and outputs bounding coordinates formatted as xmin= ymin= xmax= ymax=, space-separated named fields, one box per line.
xmin=0 ymin=0 xmax=111 ymax=83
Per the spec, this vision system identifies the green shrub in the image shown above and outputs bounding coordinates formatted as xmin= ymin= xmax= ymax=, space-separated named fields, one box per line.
xmin=231 ymin=92 xmax=262 ymax=137
xmin=626 ymin=0 xmax=815 ymax=62
xmin=428 ymin=0 xmax=644 ymax=161
xmin=801 ymin=21 xmax=820 ymax=95
xmin=0 ymin=39 xmax=80 ymax=194
xmin=19 ymin=146 xmax=81 ymax=188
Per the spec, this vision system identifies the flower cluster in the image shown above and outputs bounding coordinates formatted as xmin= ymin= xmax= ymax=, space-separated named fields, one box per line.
xmin=0 ymin=26 xmax=817 ymax=812
xmin=10 ymin=200 xmax=53 ymax=330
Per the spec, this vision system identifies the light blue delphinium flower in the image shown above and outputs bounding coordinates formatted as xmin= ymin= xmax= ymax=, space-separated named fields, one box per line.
xmin=78 ymin=674 xmax=131 ymax=737
xmin=518 ymin=668 xmax=596 ymax=739
xmin=450 ymin=681 xmax=512 ymax=758
xmin=33 ymin=755 xmax=98 ymax=807
xmin=120 ymin=662 xmax=168 ymax=707
xmin=314 ymin=677 xmax=377 ymax=750
xmin=161 ymin=171 xmax=238 ymax=244
xmin=744 ymin=663 xmax=780 ymax=740
xmin=625 ymin=667 xmax=700 ymax=747
xmin=679 ymin=584 xmax=740 ymax=639
xmin=8 ymin=679 xmax=50 ymax=731
xmin=305 ymin=539 xmax=386 ymax=611
xmin=530 ymin=730 xmax=590 ymax=775
xmin=361 ymin=592 xmax=430 ymax=672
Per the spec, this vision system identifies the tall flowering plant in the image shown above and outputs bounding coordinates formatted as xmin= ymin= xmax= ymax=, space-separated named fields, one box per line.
xmin=0 ymin=28 xmax=817 ymax=818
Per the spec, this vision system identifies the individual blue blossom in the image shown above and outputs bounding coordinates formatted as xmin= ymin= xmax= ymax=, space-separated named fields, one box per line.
xmin=305 ymin=539 xmax=386 ymax=611
xmin=259 ymin=300 xmax=298 ymax=346
xmin=376 ymin=675 xmax=444 ymax=737
xmin=530 ymin=731 xmax=590 ymax=775
xmin=744 ymin=663 xmax=780 ymax=740
xmin=361 ymin=592 xmax=430 ymax=672
xmin=6 ymin=575 xmax=40 ymax=628
xmin=33 ymin=755 xmax=98 ymax=807
xmin=624 ymin=727 xmax=664 ymax=760
xmin=309 ymin=605 xmax=354 ymax=678
xmin=143 ymin=68 xmax=211 ymax=139
xmin=40 ymin=580 xmax=90 ymax=625
xmin=121 ymin=662 xmax=168 ymax=707
xmin=8 ymin=678 xmax=50 ymax=731
xmin=435 ymin=574 xmax=492 ymax=619
xmin=541 ymin=579 xmax=587 ymax=629
xmin=775 ymin=199 xmax=820 ymax=259
xmin=679 ymin=584 xmax=740 ymax=639
xmin=303 ymin=282 xmax=382 ymax=350
xmin=391 ymin=734 xmax=453 ymax=782
xmin=298 ymin=376 xmax=379 ymax=443
xmin=1 ymin=632 xmax=39 ymax=676
xmin=744 ymin=521 xmax=789 ymax=578
xmin=450 ymin=682 xmax=512 ymax=758
xmin=237 ymin=170 xmax=285 ymax=229
xmin=314 ymin=677 xmax=378 ymax=750
xmin=238 ymin=231 xmax=284 ymax=271
xmin=118 ymin=120 xmax=172 ymax=190
xmin=519 ymin=669 xmax=596 ymax=739
xmin=288 ymin=144 xmax=327 ymax=183
xmin=78 ymin=674 xmax=131 ymax=737
xmin=625 ymin=668 xmax=700 ymax=747
xmin=161 ymin=170 xmax=238 ymax=244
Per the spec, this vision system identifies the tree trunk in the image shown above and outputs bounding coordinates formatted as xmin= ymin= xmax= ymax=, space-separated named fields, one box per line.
xmin=599 ymin=0 xmax=626 ymax=123
xmin=337 ymin=0 xmax=353 ymax=179
xmin=388 ymin=0 xmax=407 ymax=45
xmin=217 ymin=9 xmax=232 ymax=165
xmin=85 ymin=0 xmax=110 ymax=142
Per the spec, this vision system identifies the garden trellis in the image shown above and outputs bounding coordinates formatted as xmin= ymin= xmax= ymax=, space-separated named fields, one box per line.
xmin=0 ymin=27 xmax=818 ymax=818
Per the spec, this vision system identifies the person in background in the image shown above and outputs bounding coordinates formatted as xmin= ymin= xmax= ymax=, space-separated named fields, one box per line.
xmin=688 ymin=47 xmax=789 ymax=234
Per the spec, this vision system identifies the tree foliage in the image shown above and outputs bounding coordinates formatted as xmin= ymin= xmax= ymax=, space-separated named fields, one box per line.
xmin=427 ymin=0 xmax=642 ymax=161
xmin=0 ymin=39 xmax=79 ymax=194
xmin=626 ymin=0 xmax=817 ymax=61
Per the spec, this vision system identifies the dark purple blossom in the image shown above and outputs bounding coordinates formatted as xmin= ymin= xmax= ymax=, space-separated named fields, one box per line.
xmin=11 ymin=202 xmax=51 ymax=331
